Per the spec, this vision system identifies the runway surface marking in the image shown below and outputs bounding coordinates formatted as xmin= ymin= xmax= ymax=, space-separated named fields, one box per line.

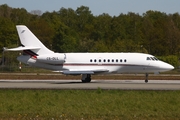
xmin=0 ymin=80 xmax=180 ymax=90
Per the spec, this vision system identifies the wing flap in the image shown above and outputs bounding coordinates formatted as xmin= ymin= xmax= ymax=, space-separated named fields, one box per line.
xmin=63 ymin=71 xmax=94 ymax=75
xmin=4 ymin=46 xmax=41 ymax=51
xmin=61 ymin=69 xmax=109 ymax=75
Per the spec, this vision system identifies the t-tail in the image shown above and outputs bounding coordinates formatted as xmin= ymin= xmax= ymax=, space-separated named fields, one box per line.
xmin=4 ymin=25 xmax=65 ymax=65
xmin=5 ymin=25 xmax=54 ymax=55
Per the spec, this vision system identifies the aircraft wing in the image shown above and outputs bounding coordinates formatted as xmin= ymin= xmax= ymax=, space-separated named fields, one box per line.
xmin=59 ymin=69 xmax=109 ymax=75
xmin=3 ymin=46 xmax=41 ymax=51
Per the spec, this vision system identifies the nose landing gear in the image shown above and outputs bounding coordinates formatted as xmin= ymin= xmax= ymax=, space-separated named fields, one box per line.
xmin=145 ymin=73 xmax=148 ymax=83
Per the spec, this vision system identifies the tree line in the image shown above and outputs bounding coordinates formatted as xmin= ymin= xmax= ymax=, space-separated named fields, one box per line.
xmin=0 ymin=4 xmax=180 ymax=68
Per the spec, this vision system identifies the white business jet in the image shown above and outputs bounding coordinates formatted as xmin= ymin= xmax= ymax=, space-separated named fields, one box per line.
xmin=4 ymin=25 xmax=174 ymax=83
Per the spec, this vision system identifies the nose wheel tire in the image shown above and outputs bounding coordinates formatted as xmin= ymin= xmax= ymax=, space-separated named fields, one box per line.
xmin=145 ymin=73 xmax=148 ymax=83
xmin=145 ymin=79 xmax=148 ymax=83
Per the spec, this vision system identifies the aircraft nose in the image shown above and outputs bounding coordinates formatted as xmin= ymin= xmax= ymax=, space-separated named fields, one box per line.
xmin=160 ymin=62 xmax=174 ymax=71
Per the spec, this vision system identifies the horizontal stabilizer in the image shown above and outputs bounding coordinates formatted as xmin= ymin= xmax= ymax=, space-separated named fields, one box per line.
xmin=4 ymin=46 xmax=41 ymax=51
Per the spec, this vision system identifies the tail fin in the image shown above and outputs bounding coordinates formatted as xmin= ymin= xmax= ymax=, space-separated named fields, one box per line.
xmin=16 ymin=25 xmax=54 ymax=55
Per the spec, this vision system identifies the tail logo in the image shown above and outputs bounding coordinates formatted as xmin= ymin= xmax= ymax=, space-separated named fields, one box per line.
xmin=21 ymin=30 xmax=25 ymax=33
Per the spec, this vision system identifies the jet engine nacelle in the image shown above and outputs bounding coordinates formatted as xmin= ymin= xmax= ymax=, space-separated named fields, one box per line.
xmin=36 ymin=53 xmax=65 ymax=64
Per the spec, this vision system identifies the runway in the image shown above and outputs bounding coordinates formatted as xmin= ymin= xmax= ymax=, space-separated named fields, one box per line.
xmin=0 ymin=80 xmax=180 ymax=90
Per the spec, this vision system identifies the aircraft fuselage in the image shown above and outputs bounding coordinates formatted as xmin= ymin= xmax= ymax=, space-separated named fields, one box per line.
xmin=17 ymin=52 xmax=173 ymax=74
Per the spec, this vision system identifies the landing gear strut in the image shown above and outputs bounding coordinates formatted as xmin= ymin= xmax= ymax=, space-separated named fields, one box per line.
xmin=145 ymin=73 xmax=148 ymax=83
xmin=81 ymin=74 xmax=91 ymax=83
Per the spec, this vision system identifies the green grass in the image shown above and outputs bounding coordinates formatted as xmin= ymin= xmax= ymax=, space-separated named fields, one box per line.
xmin=0 ymin=90 xmax=180 ymax=119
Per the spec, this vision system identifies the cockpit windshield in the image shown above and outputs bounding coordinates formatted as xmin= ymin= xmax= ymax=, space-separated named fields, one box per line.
xmin=153 ymin=57 xmax=158 ymax=60
xmin=150 ymin=57 xmax=155 ymax=60
xmin=146 ymin=57 xmax=158 ymax=61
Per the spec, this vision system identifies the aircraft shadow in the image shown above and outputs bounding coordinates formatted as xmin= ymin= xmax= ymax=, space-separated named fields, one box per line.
xmin=50 ymin=81 xmax=89 ymax=84
xmin=50 ymin=81 xmax=119 ymax=84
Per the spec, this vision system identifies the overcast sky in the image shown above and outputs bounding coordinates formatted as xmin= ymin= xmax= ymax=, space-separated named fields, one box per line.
xmin=0 ymin=0 xmax=180 ymax=16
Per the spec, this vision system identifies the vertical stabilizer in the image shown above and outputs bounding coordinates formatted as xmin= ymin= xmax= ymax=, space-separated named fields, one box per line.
xmin=16 ymin=25 xmax=54 ymax=55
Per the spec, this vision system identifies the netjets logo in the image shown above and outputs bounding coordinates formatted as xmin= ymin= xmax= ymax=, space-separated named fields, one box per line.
xmin=21 ymin=30 xmax=25 ymax=33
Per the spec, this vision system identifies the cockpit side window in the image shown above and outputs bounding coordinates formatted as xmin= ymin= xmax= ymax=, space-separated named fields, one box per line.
xmin=147 ymin=57 xmax=151 ymax=60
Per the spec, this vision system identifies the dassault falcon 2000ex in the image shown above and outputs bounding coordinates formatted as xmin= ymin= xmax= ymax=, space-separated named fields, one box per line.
xmin=4 ymin=25 xmax=174 ymax=83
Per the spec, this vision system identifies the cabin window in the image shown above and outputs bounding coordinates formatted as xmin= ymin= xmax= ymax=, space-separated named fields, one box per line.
xmin=120 ymin=59 xmax=122 ymax=62
xmin=104 ymin=59 xmax=106 ymax=62
xmin=108 ymin=59 xmax=110 ymax=62
xmin=124 ymin=59 xmax=127 ymax=62
xmin=94 ymin=59 xmax=97 ymax=62
xmin=99 ymin=59 xmax=101 ymax=62
xmin=112 ymin=59 xmax=114 ymax=62
xmin=116 ymin=59 xmax=118 ymax=62
xmin=90 ymin=59 xmax=92 ymax=62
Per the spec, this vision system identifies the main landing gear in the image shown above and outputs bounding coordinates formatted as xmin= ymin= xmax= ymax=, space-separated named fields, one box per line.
xmin=145 ymin=73 xmax=148 ymax=83
xmin=81 ymin=74 xmax=91 ymax=83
